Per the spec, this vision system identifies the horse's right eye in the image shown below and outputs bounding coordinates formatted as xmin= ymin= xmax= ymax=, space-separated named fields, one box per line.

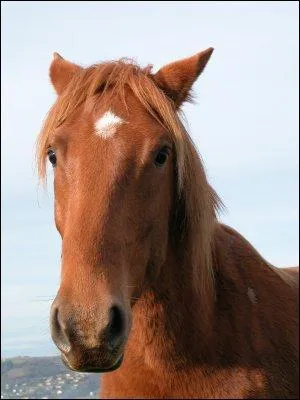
xmin=47 ymin=149 xmax=57 ymax=166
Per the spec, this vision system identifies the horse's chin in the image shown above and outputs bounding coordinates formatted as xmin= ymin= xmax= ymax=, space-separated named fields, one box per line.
xmin=61 ymin=352 xmax=124 ymax=373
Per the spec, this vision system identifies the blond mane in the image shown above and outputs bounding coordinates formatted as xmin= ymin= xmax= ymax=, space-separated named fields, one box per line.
xmin=36 ymin=59 xmax=221 ymax=309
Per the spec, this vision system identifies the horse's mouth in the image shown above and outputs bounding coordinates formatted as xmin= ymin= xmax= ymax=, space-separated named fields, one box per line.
xmin=61 ymin=352 xmax=124 ymax=373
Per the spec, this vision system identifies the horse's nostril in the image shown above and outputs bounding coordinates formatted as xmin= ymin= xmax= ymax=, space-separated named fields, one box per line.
xmin=107 ymin=305 xmax=125 ymax=349
xmin=50 ymin=305 xmax=71 ymax=354
xmin=52 ymin=306 xmax=60 ymax=333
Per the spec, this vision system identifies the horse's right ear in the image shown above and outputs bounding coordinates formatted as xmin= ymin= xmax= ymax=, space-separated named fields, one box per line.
xmin=50 ymin=53 xmax=82 ymax=95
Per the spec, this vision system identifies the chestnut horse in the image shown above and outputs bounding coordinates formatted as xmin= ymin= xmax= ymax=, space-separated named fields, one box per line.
xmin=37 ymin=48 xmax=299 ymax=399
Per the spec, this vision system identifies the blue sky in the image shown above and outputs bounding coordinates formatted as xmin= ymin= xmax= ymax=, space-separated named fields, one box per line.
xmin=1 ymin=1 xmax=299 ymax=357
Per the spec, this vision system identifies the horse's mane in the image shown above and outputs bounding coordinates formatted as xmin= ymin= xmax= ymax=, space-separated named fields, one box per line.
xmin=36 ymin=58 xmax=222 ymax=310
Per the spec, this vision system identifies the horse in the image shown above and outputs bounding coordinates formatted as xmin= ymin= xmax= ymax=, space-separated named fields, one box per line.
xmin=36 ymin=48 xmax=299 ymax=399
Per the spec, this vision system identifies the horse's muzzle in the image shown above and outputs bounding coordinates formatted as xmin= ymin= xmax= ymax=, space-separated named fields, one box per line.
xmin=50 ymin=298 xmax=128 ymax=372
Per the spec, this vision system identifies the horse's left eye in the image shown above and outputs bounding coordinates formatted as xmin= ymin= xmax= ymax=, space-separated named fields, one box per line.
xmin=47 ymin=149 xmax=57 ymax=166
xmin=154 ymin=147 xmax=170 ymax=167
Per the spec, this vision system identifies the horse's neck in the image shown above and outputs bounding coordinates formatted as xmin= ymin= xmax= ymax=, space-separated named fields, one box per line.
xmin=128 ymin=245 xmax=215 ymax=369
xmin=103 ymin=225 xmax=298 ymax=400
xmin=128 ymin=222 xmax=297 ymax=371
xmin=212 ymin=223 xmax=298 ymax=356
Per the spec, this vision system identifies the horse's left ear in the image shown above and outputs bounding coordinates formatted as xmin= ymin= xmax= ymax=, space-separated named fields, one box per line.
xmin=153 ymin=48 xmax=214 ymax=107
xmin=50 ymin=52 xmax=82 ymax=95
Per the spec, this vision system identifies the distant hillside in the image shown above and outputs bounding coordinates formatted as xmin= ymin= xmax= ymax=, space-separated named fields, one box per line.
xmin=1 ymin=356 xmax=100 ymax=399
